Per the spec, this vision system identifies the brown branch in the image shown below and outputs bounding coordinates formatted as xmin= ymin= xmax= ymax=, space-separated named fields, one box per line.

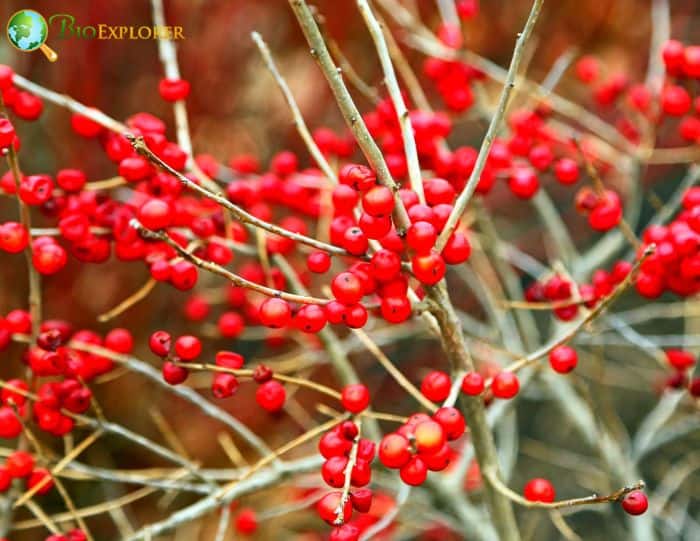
xmin=131 ymin=219 xmax=330 ymax=305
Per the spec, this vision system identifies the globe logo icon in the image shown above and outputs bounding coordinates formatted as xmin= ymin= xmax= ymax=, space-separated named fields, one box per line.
xmin=6 ymin=9 xmax=58 ymax=62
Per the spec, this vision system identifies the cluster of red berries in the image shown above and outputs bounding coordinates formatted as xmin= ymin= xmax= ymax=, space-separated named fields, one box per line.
xmin=0 ymin=451 xmax=53 ymax=496
xmin=0 ymin=315 xmax=134 ymax=439
xmin=317 ymin=420 xmax=375 ymax=535
xmin=525 ymin=261 xmax=631 ymax=321
xmin=635 ymin=187 xmax=700 ymax=298
xmin=148 ymin=330 xmax=201 ymax=385
xmin=662 ymin=349 xmax=700 ymax=397
xmin=378 ymin=407 xmax=464 ymax=486
xmin=0 ymin=65 xmax=43 ymax=121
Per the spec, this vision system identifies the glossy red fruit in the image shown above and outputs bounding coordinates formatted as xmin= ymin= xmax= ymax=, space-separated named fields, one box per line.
xmin=0 ymin=407 xmax=22 ymax=438
xmin=32 ymin=242 xmax=67 ymax=275
xmin=381 ymin=296 xmax=412 ymax=323
xmin=289 ymin=301 xmax=324 ymax=331
xmin=6 ymin=451 xmax=34 ymax=478
xmin=174 ymin=335 xmax=201 ymax=361
xmin=400 ymin=456 xmax=428 ymax=485
xmin=162 ymin=361 xmax=188 ymax=385
xmin=158 ymin=78 xmax=191 ymax=101
xmin=461 ymin=372 xmax=485 ymax=395
xmin=523 ymin=478 xmax=556 ymax=503
xmin=259 ymin=298 xmax=292 ymax=328
xmin=27 ymin=468 xmax=54 ymax=495
xmin=548 ymin=345 xmax=578 ymax=374
xmin=421 ymin=371 xmax=451 ymax=402
xmin=0 ymin=118 xmax=15 ymax=149
xmin=350 ymin=488 xmax=373 ymax=512
xmin=341 ymin=383 xmax=370 ymax=413
xmin=442 ymin=232 xmax=471 ymax=264
xmin=411 ymin=252 xmax=446 ymax=285
xmin=554 ymin=158 xmax=580 ymax=185
xmin=211 ymin=373 xmax=239 ymax=399
xmin=407 ymin=221 xmax=437 ymax=254
xmin=138 ymin=199 xmax=171 ymax=230
xmin=433 ymin=406 xmax=466 ymax=440
xmin=307 ymin=251 xmax=331 ymax=273
xmin=414 ymin=420 xmax=446 ymax=454
xmin=170 ymin=261 xmax=198 ymax=291
xmin=332 ymin=272 xmax=364 ymax=305
xmin=234 ymin=508 xmax=258 ymax=534
xmin=509 ymin=168 xmax=539 ymax=199
xmin=330 ymin=524 xmax=360 ymax=541
xmin=665 ymin=349 xmax=695 ymax=371
xmin=362 ymin=186 xmax=394 ymax=217
xmin=255 ymin=380 xmax=286 ymax=413
xmin=0 ymin=222 xmax=29 ymax=253
xmin=322 ymin=455 xmax=349 ymax=488
xmin=661 ymin=85 xmax=691 ymax=116
xmin=104 ymin=328 xmax=134 ymax=353
xmin=622 ymin=490 xmax=648 ymax=515
xmin=149 ymin=330 xmax=171 ymax=356
xmin=491 ymin=372 xmax=519 ymax=399
xmin=339 ymin=164 xmax=376 ymax=191
xmin=370 ymin=249 xmax=402 ymax=282
xmin=379 ymin=433 xmax=411 ymax=468
xmin=317 ymin=491 xmax=353 ymax=524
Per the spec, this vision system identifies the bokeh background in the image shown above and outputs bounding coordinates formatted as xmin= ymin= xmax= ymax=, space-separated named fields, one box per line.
xmin=0 ymin=1 xmax=698 ymax=540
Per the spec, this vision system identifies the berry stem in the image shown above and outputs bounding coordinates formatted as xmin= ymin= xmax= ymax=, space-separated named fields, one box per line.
xmin=485 ymin=469 xmax=646 ymax=510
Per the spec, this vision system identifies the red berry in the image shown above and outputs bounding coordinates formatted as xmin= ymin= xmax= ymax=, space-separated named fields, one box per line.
xmin=235 ymin=508 xmax=258 ymax=534
xmin=27 ymin=468 xmax=54 ymax=495
xmin=104 ymin=328 xmax=134 ymax=354
xmin=400 ymin=456 xmax=428 ymax=485
xmin=6 ymin=451 xmax=34 ymax=477
xmin=56 ymin=169 xmax=86 ymax=192
xmin=259 ymin=298 xmax=292 ymax=328
xmin=170 ymin=260 xmax=198 ymax=290
xmin=666 ymin=349 xmax=695 ymax=371
xmin=661 ymin=85 xmax=691 ymax=116
xmin=407 ymin=221 xmax=437 ymax=254
xmin=575 ymin=56 xmax=599 ymax=83
xmin=0 ymin=407 xmax=22 ymax=438
xmin=379 ymin=433 xmax=411 ymax=468
xmin=32 ymin=242 xmax=67 ymax=275
xmin=332 ymin=272 xmax=364 ymax=305
xmin=342 ymin=227 xmax=369 ymax=255
xmin=491 ymin=372 xmax=519 ymax=399
xmin=162 ymin=361 xmax=188 ymax=384
xmin=149 ymin=330 xmax=171 ymax=357
xmin=211 ymin=373 xmax=239 ymax=399
xmin=330 ymin=524 xmax=360 ymax=541
xmin=215 ymin=351 xmax=244 ymax=369
xmin=662 ymin=40 xmax=685 ymax=71
xmin=554 ymin=158 xmax=580 ymax=185
xmin=317 ymin=491 xmax=353 ymax=525
xmin=0 ymin=118 xmax=15 ymax=150
xmin=622 ymin=490 xmax=648 ymax=516
xmin=461 ymin=372 xmax=485 ymax=395
xmin=433 ymin=406 xmax=465 ymax=440
xmin=158 ymin=78 xmax=191 ymax=102
xmin=414 ymin=420 xmax=446 ymax=454
xmin=411 ymin=252 xmax=446 ymax=285
xmin=294 ymin=304 xmax=327 ymax=333
xmin=421 ymin=371 xmax=451 ymax=402
xmin=523 ymin=478 xmax=555 ymax=503
xmin=442 ymin=232 xmax=471 ymax=264
xmin=307 ymin=251 xmax=331 ymax=273
xmin=19 ymin=175 xmax=53 ymax=205
xmin=0 ymin=221 xmax=29 ymax=253
xmin=322 ymin=455 xmax=349 ymax=488
xmin=548 ymin=345 xmax=578 ymax=374
xmin=174 ymin=335 xmax=201 ymax=361
xmin=255 ymin=380 xmax=286 ymax=413
xmin=339 ymin=164 xmax=376 ymax=191
xmin=138 ymin=199 xmax=171 ymax=230
xmin=362 ymin=186 xmax=394 ymax=217
xmin=509 ymin=168 xmax=539 ymax=199
xmin=218 ymin=312 xmax=244 ymax=338
xmin=341 ymin=383 xmax=370 ymax=413
xmin=381 ymin=296 xmax=412 ymax=323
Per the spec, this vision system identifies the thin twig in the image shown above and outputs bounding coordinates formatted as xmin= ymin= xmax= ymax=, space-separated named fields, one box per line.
xmin=435 ymin=0 xmax=544 ymax=252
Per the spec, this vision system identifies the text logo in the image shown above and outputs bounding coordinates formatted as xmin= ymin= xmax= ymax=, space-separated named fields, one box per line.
xmin=6 ymin=9 xmax=58 ymax=62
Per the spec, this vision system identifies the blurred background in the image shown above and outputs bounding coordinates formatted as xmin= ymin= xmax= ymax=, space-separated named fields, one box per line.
xmin=0 ymin=1 xmax=698 ymax=540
